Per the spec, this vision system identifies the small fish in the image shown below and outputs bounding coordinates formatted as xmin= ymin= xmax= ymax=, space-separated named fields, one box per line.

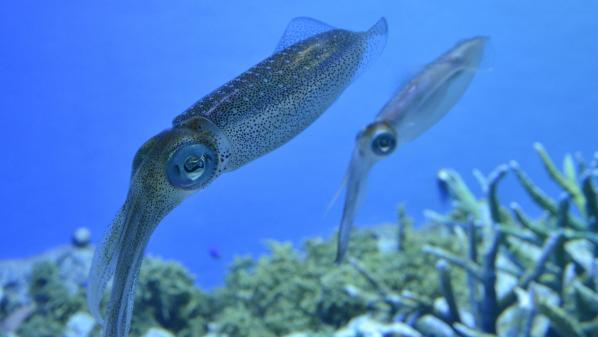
xmin=208 ymin=247 xmax=222 ymax=260
xmin=335 ymin=37 xmax=488 ymax=263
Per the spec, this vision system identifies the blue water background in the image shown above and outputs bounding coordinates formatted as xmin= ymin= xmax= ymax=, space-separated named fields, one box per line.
xmin=1 ymin=1 xmax=596 ymax=288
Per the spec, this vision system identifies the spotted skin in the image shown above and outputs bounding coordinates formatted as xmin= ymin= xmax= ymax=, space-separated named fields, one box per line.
xmin=88 ymin=18 xmax=387 ymax=337
xmin=89 ymin=128 xmax=205 ymax=337
xmin=175 ymin=27 xmax=382 ymax=170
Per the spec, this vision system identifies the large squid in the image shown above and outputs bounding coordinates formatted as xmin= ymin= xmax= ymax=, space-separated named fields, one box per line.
xmin=335 ymin=36 xmax=488 ymax=263
xmin=87 ymin=17 xmax=387 ymax=337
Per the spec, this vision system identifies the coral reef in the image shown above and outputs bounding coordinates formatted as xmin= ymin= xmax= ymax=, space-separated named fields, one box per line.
xmin=132 ymin=257 xmax=213 ymax=337
xmin=0 ymin=233 xmax=92 ymax=315
xmin=402 ymin=143 xmax=598 ymax=337
xmin=1 ymin=143 xmax=596 ymax=337
xmin=203 ymin=225 xmax=458 ymax=337
xmin=19 ymin=261 xmax=86 ymax=337
xmin=0 ymin=231 xmax=92 ymax=337
xmin=0 ymin=219 xmax=460 ymax=337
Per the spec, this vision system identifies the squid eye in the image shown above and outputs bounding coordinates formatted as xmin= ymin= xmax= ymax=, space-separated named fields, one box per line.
xmin=167 ymin=143 xmax=217 ymax=190
xmin=371 ymin=131 xmax=396 ymax=156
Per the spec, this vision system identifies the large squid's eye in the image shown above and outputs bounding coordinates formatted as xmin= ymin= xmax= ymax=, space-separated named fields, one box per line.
xmin=166 ymin=143 xmax=217 ymax=190
xmin=370 ymin=128 xmax=396 ymax=156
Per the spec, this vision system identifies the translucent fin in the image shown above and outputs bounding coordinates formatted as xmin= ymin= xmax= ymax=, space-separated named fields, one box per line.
xmin=353 ymin=17 xmax=388 ymax=80
xmin=397 ymin=75 xmax=469 ymax=145
xmin=274 ymin=17 xmax=335 ymax=53
xmin=380 ymin=36 xmax=487 ymax=145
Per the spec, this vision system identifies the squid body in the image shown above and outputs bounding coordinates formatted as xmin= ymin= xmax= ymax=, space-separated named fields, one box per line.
xmin=335 ymin=36 xmax=488 ymax=263
xmin=88 ymin=17 xmax=388 ymax=337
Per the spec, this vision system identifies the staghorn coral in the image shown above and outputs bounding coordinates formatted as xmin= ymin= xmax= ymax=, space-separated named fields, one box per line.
xmin=386 ymin=143 xmax=598 ymax=337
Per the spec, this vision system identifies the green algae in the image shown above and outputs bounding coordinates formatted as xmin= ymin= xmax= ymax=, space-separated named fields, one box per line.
xmin=10 ymin=206 xmax=463 ymax=337
xmin=17 ymin=261 xmax=85 ymax=337
xmin=209 ymin=222 xmax=463 ymax=337
xmin=132 ymin=258 xmax=213 ymax=337
xmin=17 ymin=315 xmax=64 ymax=337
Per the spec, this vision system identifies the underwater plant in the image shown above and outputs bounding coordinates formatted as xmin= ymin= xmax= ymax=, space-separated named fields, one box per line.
xmin=16 ymin=261 xmax=86 ymax=337
xmin=7 ymin=227 xmax=457 ymax=337
xmin=207 ymin=214 xmax=463 ymax=337
xmin=6 ymin=257 xmax=215 ymax=337
xmin=131 ymin=257 xmax=214 ymax=337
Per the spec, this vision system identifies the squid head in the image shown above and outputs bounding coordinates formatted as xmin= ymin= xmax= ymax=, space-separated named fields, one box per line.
xmin=335 ymin=36 xmax=487 ymax=263
xmin=87 ymin=118 xmax=231 ymax=337
xmin=335 ymin=121 xmax=396 ymax=263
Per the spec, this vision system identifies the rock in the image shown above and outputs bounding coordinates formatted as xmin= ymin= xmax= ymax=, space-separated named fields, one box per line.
xmin=369 ymin=223 xmax=400 ymax=254
xmin=1 ymin=303 xmax=35 ymax=334
xmin=72 ymin=227 xmax=92 ymax=248
xmin=64 ymin=312 xmax=96 ymax=337
xmin=143 ymin=327 xmax=176 ymax=337
xmin=0 ymin=244 xmax=94 ymax=310
xmin=414 ymin=315 xmax=455 ymax=337
xmin=335 ymin=315 xmax=423 ymax=337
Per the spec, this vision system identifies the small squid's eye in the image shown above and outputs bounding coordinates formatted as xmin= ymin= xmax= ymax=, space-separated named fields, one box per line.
xmin=371 ymin=131 xmax=396 ymax=156
xmin=167 ymin=143 xmax=217 ymax=190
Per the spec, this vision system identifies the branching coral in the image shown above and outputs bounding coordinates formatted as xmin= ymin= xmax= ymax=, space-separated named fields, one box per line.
xmin=389 ymin=143 xmax=598 ymax=337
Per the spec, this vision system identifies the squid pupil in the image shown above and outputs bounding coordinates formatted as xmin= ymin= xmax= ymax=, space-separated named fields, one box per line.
xmin=376 ymin=136 xmax=391 ymax=151
xmin=184 ymin=156 xmax=205 ymax=173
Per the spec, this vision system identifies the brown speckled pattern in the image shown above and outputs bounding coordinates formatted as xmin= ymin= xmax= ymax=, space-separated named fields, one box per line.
xmin=174 ymin=29 xmax=371 ymax=170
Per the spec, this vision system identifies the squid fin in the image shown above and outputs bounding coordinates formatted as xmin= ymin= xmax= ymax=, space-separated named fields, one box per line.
xmin=352 ymin=17 xmax=388 ymax=80
xmin=274 ymin=17 xmax=335 ymax=53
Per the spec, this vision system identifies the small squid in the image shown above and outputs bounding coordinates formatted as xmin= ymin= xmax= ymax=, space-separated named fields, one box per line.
xmin=335 ymin=37 xmax=488 ymax=263
xmin=87 ymin=17 xmax=387 ymax=337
